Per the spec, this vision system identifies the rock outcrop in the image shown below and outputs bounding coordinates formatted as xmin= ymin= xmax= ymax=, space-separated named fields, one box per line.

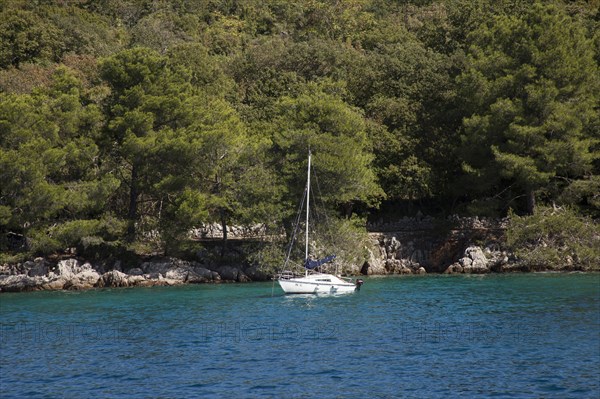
xmin=364 ymin=215 xmax=515 ymax=276
xmin=444 ymin=245 xmax=513 ymax=274
xmin=361 ymin=235 xmax=428 ymax=275
xmin=0 ymin=256 xmax=244 ymax=292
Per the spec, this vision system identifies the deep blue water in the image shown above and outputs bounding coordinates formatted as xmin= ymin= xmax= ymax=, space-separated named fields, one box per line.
xmin=1 ymin=273 xmax=599 ymax=398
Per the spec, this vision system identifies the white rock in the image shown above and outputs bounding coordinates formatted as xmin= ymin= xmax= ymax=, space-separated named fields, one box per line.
xmin=459 ymin=257 xmax=473 ymax=267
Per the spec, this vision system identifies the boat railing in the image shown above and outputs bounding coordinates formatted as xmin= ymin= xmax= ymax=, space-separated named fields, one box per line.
xmin=276 ymin=270 xmax=300 ymax=280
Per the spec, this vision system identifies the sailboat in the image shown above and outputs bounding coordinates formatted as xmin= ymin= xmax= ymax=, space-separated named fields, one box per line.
xmin=277 ymin=151 xmax=364 ymax=295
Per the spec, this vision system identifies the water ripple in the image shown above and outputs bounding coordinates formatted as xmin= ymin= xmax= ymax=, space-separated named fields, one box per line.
xmin=1 ymin=273 xmax=599 ymax=398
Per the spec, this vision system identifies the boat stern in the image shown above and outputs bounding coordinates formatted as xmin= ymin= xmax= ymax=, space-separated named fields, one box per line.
xmin=355 ymin=279 xmax=364 ymax=291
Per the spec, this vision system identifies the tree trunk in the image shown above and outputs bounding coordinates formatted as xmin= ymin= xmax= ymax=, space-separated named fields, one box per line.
xmin=127 ymin=164 xmax=139 ymax=241
xmin=342 ymin=202 xmax=353 ymax=218
xmin=220 ymin=209 xmax=227 ymax=258
xmin=526 ymin=188 xmax=536 ymax=215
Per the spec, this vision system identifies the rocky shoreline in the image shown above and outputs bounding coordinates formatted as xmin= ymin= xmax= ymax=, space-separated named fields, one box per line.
xmin=1 ymin=215 xmax=591 ymax=293
xmin=0 ymin=256 xmax=272 ymax=293
xmin=0 ymin=243 xmax=584 ymax=293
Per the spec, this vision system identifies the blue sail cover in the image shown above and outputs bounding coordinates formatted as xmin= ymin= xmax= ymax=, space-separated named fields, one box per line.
xmin=304 ymin=255 xmax=336 ymax=269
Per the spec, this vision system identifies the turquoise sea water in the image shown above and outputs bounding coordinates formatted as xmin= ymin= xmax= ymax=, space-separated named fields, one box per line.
xmin=1 ymin=273 xmax=599 ymax=398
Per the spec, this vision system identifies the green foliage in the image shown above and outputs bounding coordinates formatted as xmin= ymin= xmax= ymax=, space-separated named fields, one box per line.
xmin=167 ymin=42 xmax=234 ymax=96
xmin=506 ymin=207 xmax=600 ymax=270
xmin=160 ymin=188 xmax=209 ymax=249
xmin=43 ymin=5 xmax=124 ymax=57
xmin=347 ymin=12 xmax=460 ymax=202
xmin=312 ymin=215 xmax=373 ymax=275
xmin=557 ymin=176 xmax=600 ymax=217
xmin=28 ymin=216 xmax=127 ymax=255
xmin=0 ymin=8 xmax=63 ymax=67
xmin=230 ymin=138 xmax=285 ymax=231
xmin=0 ymin=67 xmax=110 ymax=233
xmin=270 ymin=213 xmax=372 ymax=275
xmin=458 ymin=2 xmax=599 ymax=214
xmin=271 ymin=83 xmax=384 ymax=214
xmin=251 ymin=239 xmax=287 ymax=277
xmin=99 ymin=47 xmax=194 ymax=240
xmin=1 ymin=0 xmax=598 ymax=263
xmin=130 ymin=9 xmax=193 ymax=51
xmin=0 ymin=250 xmax=29 ymax=265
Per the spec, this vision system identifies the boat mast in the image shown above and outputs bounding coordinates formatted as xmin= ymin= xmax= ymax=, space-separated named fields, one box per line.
xmin=305 ymin=150 xmax=311 ymax=276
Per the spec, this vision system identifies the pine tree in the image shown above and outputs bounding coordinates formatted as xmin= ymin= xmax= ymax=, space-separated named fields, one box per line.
xmin=458 ymin=2 xmax=599 ymax=214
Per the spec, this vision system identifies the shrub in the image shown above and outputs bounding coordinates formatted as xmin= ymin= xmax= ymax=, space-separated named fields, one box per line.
xmin=506 ymin=207 xmax=600 ymax=270
xmin=251 ymin=240 xmax=287 ymax=277
xmin=27 ymin=215 xmax=127 ymax=256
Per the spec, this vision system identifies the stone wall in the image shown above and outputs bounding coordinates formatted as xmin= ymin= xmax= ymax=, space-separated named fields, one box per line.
xmin=363 ymin=216 xmax=511 ymax=275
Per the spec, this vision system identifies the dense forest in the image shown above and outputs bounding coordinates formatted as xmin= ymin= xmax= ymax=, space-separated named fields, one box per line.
xmin=0 ymin=0 xmax=598 ymax=265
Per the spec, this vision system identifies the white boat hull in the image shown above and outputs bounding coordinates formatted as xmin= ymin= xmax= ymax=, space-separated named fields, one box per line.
xmin=278 ymin=273 xmax=360 ymax=295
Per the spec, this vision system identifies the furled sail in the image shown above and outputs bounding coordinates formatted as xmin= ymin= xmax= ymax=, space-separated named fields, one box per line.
xmin=304 ymin=254 xmax=336 ymax=269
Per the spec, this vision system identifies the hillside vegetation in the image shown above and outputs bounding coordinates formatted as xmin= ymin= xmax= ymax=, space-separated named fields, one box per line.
xmin=0 ymin=0 xmax=598 ymax=264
